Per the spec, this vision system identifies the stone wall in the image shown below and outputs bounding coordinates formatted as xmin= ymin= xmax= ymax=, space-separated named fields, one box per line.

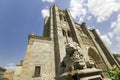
xmin=19 ymin=35 xmax=55 ymax=80
xmin=3 ymin=71 xmax=14 ymax=80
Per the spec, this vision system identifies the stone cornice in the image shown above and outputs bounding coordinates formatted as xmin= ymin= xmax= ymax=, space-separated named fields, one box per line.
xmin=28 ymin=35 xmax=51 ymax=41
xmin=113 ymin=54 xmax=120 ymax=57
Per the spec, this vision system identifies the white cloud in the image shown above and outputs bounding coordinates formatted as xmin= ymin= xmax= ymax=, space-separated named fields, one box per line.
xmin=111 ymin=22 xmax=117 ymax=28
xmin=110 ymin=14 xmax=120 ymax=35
xmin=87 ymin=0 xmax=120 ymax=22
xmin=41 ymin=8 xmax=49 ymax=18
xmin=96 ymin=29 xmax=101 ymax=35
xmin=69 ymin=0 xmax=87 ymax=19
xmin=78 ymin=17 xmax=84 ymax=23
xmin=42 ymin=0 xmax=54 ymax=2
xmin=98 ymin=14 xmax=120 ymax=53
xmin=111 ymin=14 xmax=120 ymax=45
xmin=88 ymin=26 xmax=95 ymax=29
xmin=116 ymin=36 xmax=120 ymax=41
xmin=69 ymin=0 xmax=120 ymax=23
xmin=96 ymin=29 xmax=112 ymax=47
xmin=101 ymin=35 xmax=112 ymax=47
xmin=114 ymin=0 xmax=120 ymax=2
xmin=87 ymin=16 xmax=92 ymax=20
xmin=107 ymin=32 xmax=113 ymax=38
xmin=4 ymin=63 xmax=16 ymax=71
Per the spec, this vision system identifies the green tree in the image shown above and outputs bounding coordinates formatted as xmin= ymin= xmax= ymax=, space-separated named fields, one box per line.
xmin=109 ymin=67 xmax=120 ymax=80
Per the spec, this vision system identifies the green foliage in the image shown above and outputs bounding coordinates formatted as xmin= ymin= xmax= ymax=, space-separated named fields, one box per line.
xmin=109 ymin=67 xmax=120 ymax=80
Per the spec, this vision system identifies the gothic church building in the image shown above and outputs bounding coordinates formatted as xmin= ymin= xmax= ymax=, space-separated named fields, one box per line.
xmin=13 ymin=4 xmax=119 ymax=80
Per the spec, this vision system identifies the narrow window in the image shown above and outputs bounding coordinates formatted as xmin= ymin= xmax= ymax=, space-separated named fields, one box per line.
xmin=34 ymin=66 xmax=41 ymax=77
xmin=62 ymin=29 xmax=66 ymax=36
xmin=67 ymin=30 xmax=71 ymax=37
xmin=64 ymin=16 xmax=67 ymax=21
xmin=60 ymin=15 xmax=62 ymax=20
xmin=59 ymin=14 xmax=63 ymax=20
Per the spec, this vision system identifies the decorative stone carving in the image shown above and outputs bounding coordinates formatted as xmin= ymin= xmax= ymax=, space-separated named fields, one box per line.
xmin=59 ymin=42 xmax=86 ymax=73
xmin=86 ymin=59 xmax=95 ymax=68
xmin=31 ymin=32 xmax=35 ymax=35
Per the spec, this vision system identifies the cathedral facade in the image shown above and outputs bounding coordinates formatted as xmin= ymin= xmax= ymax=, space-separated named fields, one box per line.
xmin=13 ymin=4 xmax=119 ymax=80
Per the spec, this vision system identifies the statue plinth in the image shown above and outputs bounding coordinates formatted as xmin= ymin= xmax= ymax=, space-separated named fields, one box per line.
xmin=57 ymin=68 xmax=102 ymax=80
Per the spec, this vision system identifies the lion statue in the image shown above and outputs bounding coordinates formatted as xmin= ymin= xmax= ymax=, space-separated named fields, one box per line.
xmin=60 ymin=42 xmax=86 ymax=73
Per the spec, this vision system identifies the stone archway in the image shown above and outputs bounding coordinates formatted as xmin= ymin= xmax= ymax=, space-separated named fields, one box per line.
xmin=88 ymin=47 xmax=102 ymax=69
xmin=88 ymin=47 xmax=110 ymax=78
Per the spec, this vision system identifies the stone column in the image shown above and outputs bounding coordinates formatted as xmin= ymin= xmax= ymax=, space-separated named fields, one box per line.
xmin=52 ymin=4 xmax=66 ymax=75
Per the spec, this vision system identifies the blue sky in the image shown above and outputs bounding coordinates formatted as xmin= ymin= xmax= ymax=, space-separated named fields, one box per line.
xmin=0 ymin=0 xmax=120 ymax=71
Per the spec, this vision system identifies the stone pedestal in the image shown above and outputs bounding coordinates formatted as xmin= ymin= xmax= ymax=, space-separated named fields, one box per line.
xmin=57 ymin=68 xmax=102 ymax=80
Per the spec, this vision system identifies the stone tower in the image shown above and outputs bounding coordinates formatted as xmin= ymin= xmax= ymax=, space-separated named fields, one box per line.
xmin=17 ymin=4 xmax=119 ymax=80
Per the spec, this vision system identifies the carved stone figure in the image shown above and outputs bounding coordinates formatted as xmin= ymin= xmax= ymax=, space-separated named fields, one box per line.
xmin=86 ymin=59 xmax=95 ymax=68
xmin=60 ymin=42 xmax=86 ymax=73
